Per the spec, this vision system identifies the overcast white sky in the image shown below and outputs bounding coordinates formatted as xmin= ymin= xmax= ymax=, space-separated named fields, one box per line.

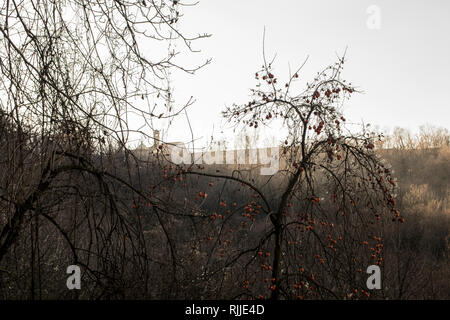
xmin=149 ymin=0 xmax=450 ymax=148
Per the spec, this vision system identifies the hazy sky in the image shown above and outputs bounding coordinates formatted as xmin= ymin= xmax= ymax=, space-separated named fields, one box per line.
xmin=152 ymin=0 xmax=450 ymax=147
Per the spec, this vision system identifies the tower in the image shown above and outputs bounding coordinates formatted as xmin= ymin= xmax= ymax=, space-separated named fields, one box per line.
xmin=153 ymin=130 xmax=160 ymax=144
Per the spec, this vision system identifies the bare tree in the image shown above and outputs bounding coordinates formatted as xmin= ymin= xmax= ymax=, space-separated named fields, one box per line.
xmin=0 ymin=0 xmax=208 ymax=298
xmin=172 ymin=52 xmax=404 ymax=300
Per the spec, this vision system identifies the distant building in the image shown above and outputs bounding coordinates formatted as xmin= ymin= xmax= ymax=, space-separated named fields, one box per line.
xmin=134 ymin=130 xmax=284 ymax=175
